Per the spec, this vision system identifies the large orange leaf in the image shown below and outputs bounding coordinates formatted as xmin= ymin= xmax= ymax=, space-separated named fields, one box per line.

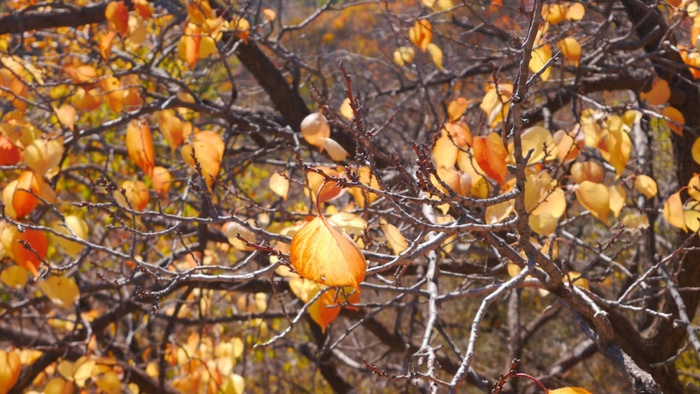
xmin=151 ymin=166 xmax=172 ymax=198
xmin=0 ymin=134 xmax=21 ymax=165
xmin=12 ymin=228 xmax=48 ymax=276
xmin=126 ymin=120 xmax=155 ymax=177
xmin=290 ymin=215 xmax=366 ymax=287
xmin=105 ymin=1 xmax=129 ymax=36
xmin=640 ymin=77 xmax=670 ymax=106
xmin=12 ymin=171 xmax=43 ymax=219
xmin=473 ymin=133 xmax=508 ymax=185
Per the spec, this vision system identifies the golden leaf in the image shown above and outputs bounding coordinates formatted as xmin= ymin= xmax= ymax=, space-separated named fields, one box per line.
xmin=662 ymin=106 xmax=685 ymax=136
xmin=557 ymin=37 xmax=581 ymax=64
xmin=380 ymin=218 xmax=408 ymax=255
xmin=634 ymin=175 xmax=658 ymax=199
xmin=663 ymin=192 xmax=687 ymax=230
xmin=269 ymin=172 xmax=290 ymax=200
xmin=39 ymin=276 xmax=80 ymax=308
xmin=473 ymin=132 xmax=508 ymax=185
xmin=290 ymin=215 xmax=366 ymax=287
xmin=126 ymin=120 xmax=155 ymax=177
xmin=640 ymin=77 xmax=671 ymax=106
xmin=426 ymin=43 xmax=444 ymax=71
xmin=529 ymin=44 xmax=552 ymax=82
xmin=576 ymin=181 xmax=610 ymax=224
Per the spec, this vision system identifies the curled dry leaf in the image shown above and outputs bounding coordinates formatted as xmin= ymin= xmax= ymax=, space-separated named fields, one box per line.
xmin=393 ymin=46 xmax=415 ymax=67
xmin=290 ymin=215 xmax=366 ymax=287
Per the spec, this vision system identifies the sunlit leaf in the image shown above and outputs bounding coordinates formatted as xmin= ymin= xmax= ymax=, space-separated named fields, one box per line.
xmin=426 ymin=43 xmax=444 ymax=71
xmin=0 ymin=134 xmax=21 ymax=165
xmin=222 ymin=373 xmax=245 ymax=394
xmin=222 ymin=221 xmax=256 ymax=251
xmin=634 ymin=175 xmax=658 ymax=199
xmin=447 ymin=98 xmax=468 ymax=122
xmin=571 ymin=161 xmax=604 ymax=184
xmin=324 ymin=138 xmax=349 ymax=161
xmin=339 ymin=98 xmax=354 ymax=120
xmin=549 ymin=387 xmax=592 ymax=394
xmin=480 ymin=84 xmax=512 ymax=128
xmin=24 ymin=137 xmax=64 ymax=176
xmin=518 ymin=126 xmax=555 ymax=163
xmin=393 ymin=46 xmax=415 ymax=67
xmin=576 ymin=181 xmax=610 ymax=224
xmin=565 ymin=3 xmax=586 ymax=20
xmin=181 ymin=130 xmax=224 ymax=188
xmin=53 ymin=216 xmax=89 ymax=257
xmin=380 ymin=218 xmax=408 ymax=255
xmin=0 ymin=349 xmax=22 ymax=394
xmin=473 ymin=133 xmax=508 ymax=185
xmin=114 ymin=180 xmax=150 ymax=212
xmin=662 ymin=106 xmax=685 ymax=136
xmin=290 ymin=215 xmax=366 ymax=287
xmin=269 ymin=172 xmax=290 ymax=200
xmin=12 ymin=171 xmax=43 ymax=219
xmin=557 ymin=37 xmax=581 ymax=64
xmin=157 ymin=110 xmax=185 ymax=151
xmin=39 ymin=276 xmax=80 ymax=308
xmin=485 ymin=200 xmax=514 ymax=224
xmin=55 ymin=105 xmax=76 ymax=131
xmin=542 ymin=4 xmax=567 ymax=24
xmin=151 ymin=166 xmax=172 ymax=198
xmin=409 ymin=20 xmax=432 ymax=51
xmin=126 ymin=120 xmax=155 ymax=177
xmin=529 ymin=44 xmax=552 ymax=81
xmin=96 ymin=371 xmax=122 ymax=394
xmin=44 ymin=377 xmax=74 ymax=394
xmin=301 ymin=112 xmax=330 ymax=149
xmin=663 ymin=192 xmax=687 ymax=230
xmin=105 ymin=1 xmax=129 ymax=36
xmin=262 ymin=8 xmax=276 ymax=22
xmin=609 ymin=183 xmax=626 ymax=218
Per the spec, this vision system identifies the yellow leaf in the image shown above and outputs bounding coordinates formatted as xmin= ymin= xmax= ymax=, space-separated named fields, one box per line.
xmin=12 ymin=171 xmax=43 ymax=219
xmin=563 ymin=271 xmax=590 ymax=290
xmin=231 ymin=16 xmax=251 ymax=44
xmin=689 ymin=174 xmax=700 ymax=200
xmin=576 ymin=181 xmax=610 ymax=224
xmin=269 ymin=172 xmax=290 ymax=200
xmin=24 ymin=137 xmax=64 ymax=176
xmin=328 ymin=212 xmax=367 ymax=236
xmin=542 ymin=4 xmax=567 ymax=24
xmin=571 ymin=161 xmax=604 ymax=184
xmin=339 ymin=98 xmax=354 ymax=120
xmin=290 ymin=215 xmax=366 ymax=287
xmin=409 ymin=20 xmax=432 ymax=51
xmin=58 ymin=357 xmax=95 ymax=387
xmin=529 ymin=212 xmax=560 ymax=235
xmin=222 ymin=221 xmax=256 ymax=251
xmin=432 ymin=123 xmax=472 ymax=168
xmin=640 ymin=77 xmax=671 ymax=106
xmin=599 ymin=124 xmax=632 ymax=177
xmin=485 ymin=200 xmax=514 ymax=224
xmin=393 ymin=46 xmax=415 ymax=67
xmin=447 ymin=98 xmax=468 ymax=122
xmin=348 ymin=166 xmax=380 ymax=208
xmin=126 ymin=120 xmax=155 ymax=177
xmin=529 ymin=44 xmax=552 ymax=82
xmin=518 ymin=126 xmax=555 ymax=163
xmin=634 ymin=175 xmax=658 ymax=199
xmin=609 ymin=183 xmax=626 ymax=218
xmin=0 ymin=349 xmax=21 ymax=394
xmin=664 ymin=192 xmax=687 ymax=230
xmin=44 ymin=377 xmax=74 ymax=394
xmin=549 ymin=387 xmax=592 ymax=394
xmin=1 ymin=265 xmax=28 ymax=289
xmin=187 ymin=0 xmax=213 ymax=24
xmin=53 ymin=216 xmax=89 ymax=257
xmin=621 ymin=212 xmax=650 ymax=231
xmin=222 ymin=373 xmax=245 ymax=394
xmin=380 ymin=218 xmax=408 ymax=255
xmin=434 ymin=166 xmax=472 ymax=197
xmin=662 ymin=106 xmax=685 ymax=136
xmin=72 ymin=87 xmax=103 ymax=112
xmin=262 ymin=8 xmax=276 ymax=22
xmin=426 ymin=43 xmax=444 ymax=71
xmin=96 ymin=371 xmax=122 ymax=394
xmin=39 ymin=276 xmax=80 ymax=308
xmin=127 ymin=15 xmax=148 ymax=45
xmin=557 ymin=37 xmax=581 ymax=64
xmin=301 ymin=112 xmax=330 ymax=149
xmin=685 ymin=209 xmax=700 ymax=232
xmin=480 ymin=84 xmax=513 ymax=128
xmin=55 ymin=105 xmax=76 ymax=131
xmin=324 ymin=138 xmax=349 ymax=161
xmin=565 ymin=3 xmax=586 ymax=20
xmin=553 ymin=128 xmax=583 ymax=162
xmin=693 ymin=138 xmax=700 ymax=166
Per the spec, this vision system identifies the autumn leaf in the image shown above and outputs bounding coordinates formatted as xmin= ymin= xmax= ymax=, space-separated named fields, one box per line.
xmin=301 ymin=112 xmax=331 ymax=149
xmin=55 ymin=105 xmax=76 ymax=131
xmin=662 ymin=106 xmax=685 ymax=136
xmin=290 ymin=215 xmax=366 ymax=287
xmin=640 ymin=77 xmax=671 ymax=106
xmin=0 ymin=349 xmax=21 ymax=394
xmin=634 ymin=175 xmax=658 ymax=199
xmin=53 ymin=216 xmax=89 ymax=257
xmin=426 ymin=43 xmax=444 ymax=71
xmin=181 ymin=130 xmax=224 ymax=188
xmin=393 ymin=46 xmax=415 ymax=67
xmin=380 ymin=218 xmax=408 ymax=255
xmin=549 ymin=387 xmax=592 ymax=394
xmin=223 ymin=221 xmax=256 ymax=251
xmin=126 ymin=120 xmax=155 ymax=177
xmin=348 ymin=166 xmax=380 ymax=208
xmin=105 ymin=1 xmax=129 ymax=36
xmin=447 ymin=98 xmax=468 ymax=122
xmin=571 ymin=161 xmax=604 ymax=184
xmin=157 ymin=110 xmax=185 ymax=151
xmin=576 ymin=181 xmax=610 ymax=224
xmin=663 ymin=192 xmax=687 ymax=231
xmin=39 ymin=276 xmax=80 ymax=308
xmin=473 ymin=132 xmax=508 ymax=185
xmin=24 ymin=136 xmax=64 ymax=176
xmin=557 ymin=37 xmax=581 ymax=64
xmin=0 ymin=134 xmax=21 ymax=165
xmin=269 ymin=172 xmax=290 ymax=200
xmin=114 ymin=180 xmax=150 ymax=212
xmin=409 ymin=20 xmax=433 ymax=51
xmin=9 ymin=228 xmax=48 ymax=275
xmin=151 ymin=166 xmax=172 ymax=198
xmin=1 ymin=265 xmax=28 ymax=289
xmin=529 ymin=44 xmax=552 ymax=82
xmin=609 ymin=183 xmax=627 ymax=218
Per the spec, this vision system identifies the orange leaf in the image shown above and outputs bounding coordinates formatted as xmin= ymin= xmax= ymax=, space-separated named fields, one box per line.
xmin=181 ymin=130 xmax=224 ymax=188
xmin=542 ymin=4 xmax=567 ymax=24
xmin=566 ymin=3 xmax=586 ymax=20
xmin=151 ymin=166 xmax=172 ymax=198
xmin=114 ymin=180 xmax=150 ymax=212
xmin=0 ymin=135 xmax=21 ymax=165
xmin=24 ymin=136 xmax=64 ymax=176
xmin=12 ymin=171 xmax=43 ymax=219
xmin=12 ymin=228 xmax=48 ymax=276
xmin=100 ymin=31 xmax=117 ymax=60
xmin=473 ymin=133 xmax=508 ymax=185
xmin=447 ymin=98 xmax=468 ymax=122
xmin=549 ymin=387 xmax=592 ymax=394
xmin=662 ymin=106 xmax=685 ymax=136
xmin=553 ymin=126 xmax=584 ymax=162
xmin=72 ymin=88 xmax=103 ymax=112
xmin=157 ymin=110 xmax=185 ymax=151
xmin=187 ymin=0 xmax=213 ymax=24
xmin=609 ymin=183 xmax=627 ymax=218
xmin=126 ymin=120 xmax=155 ymax=177
xmin=571 ymin=161 xmax=604 ymax=184
xmin=409 ymin=20 xmax=432 ymax=51
xmin=640 ymin=77 xmax=671 ymax=106
xmin=557 ymin=37 xmax=581 ymax=64
xmin=290 ymin=215 xmax=367 ymax=287
xmin=0 ymin=349 xmax=21 ymax=394
xmin=105 ymin=1 xmax=129 ymax=36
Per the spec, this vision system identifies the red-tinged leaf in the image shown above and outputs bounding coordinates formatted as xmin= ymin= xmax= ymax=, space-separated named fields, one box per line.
xmin=0 ymin=135 xmax=21 ymax=165
xmin=100 ymin=31 xmax=117 ymax=60
xmin=473 ymin=133 xmax=508 ymax=185
xmin=12 ymin=228 xmax=48 ymax=276
xmin=290 ymin=215 xmax=367 ymax=287
xmin=12 ymin=171 xmax=42 ymax=219
xmin=105 ymin=1 xmax=129 ymax=36
xmin=126 ymin=120 xmax=155 ymax=177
